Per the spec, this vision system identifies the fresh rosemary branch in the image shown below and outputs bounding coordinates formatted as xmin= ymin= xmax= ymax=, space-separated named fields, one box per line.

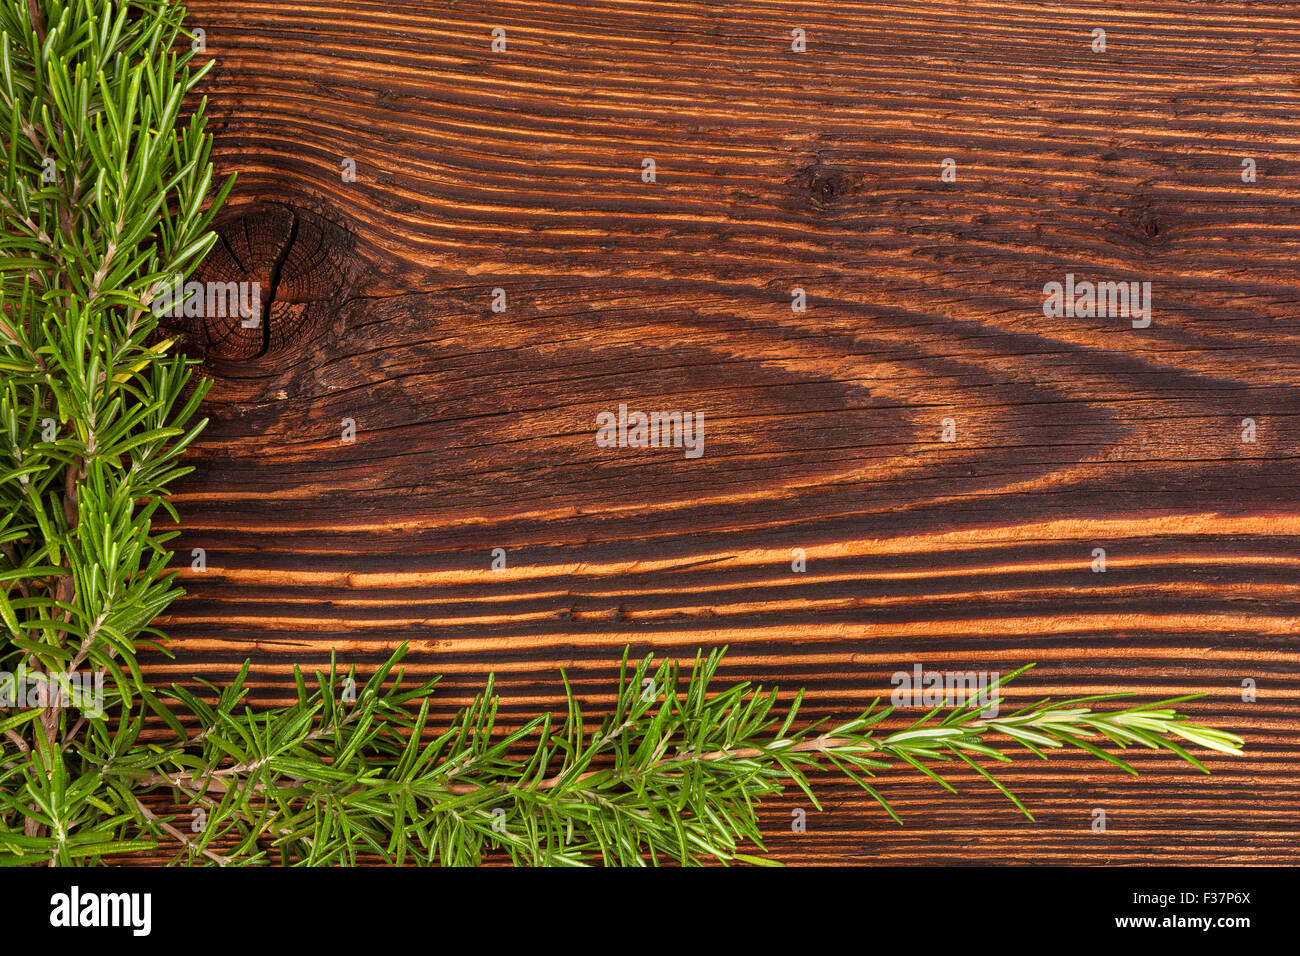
xmin=0 ymin=0 xmax=1246 ymax=868
xmin=12 ymin=643 xmax=1242 ymax=868
xmin=0 ymin=0 xmax=228 ymax=861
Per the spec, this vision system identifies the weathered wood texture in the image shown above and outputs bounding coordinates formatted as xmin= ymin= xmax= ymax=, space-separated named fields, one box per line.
xmin=152 ymin=0 xmax=1299 ymax=863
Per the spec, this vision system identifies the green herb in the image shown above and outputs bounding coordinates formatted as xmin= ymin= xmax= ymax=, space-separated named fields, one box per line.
xmin=0 ymin=0 xmax=1244 ymax=867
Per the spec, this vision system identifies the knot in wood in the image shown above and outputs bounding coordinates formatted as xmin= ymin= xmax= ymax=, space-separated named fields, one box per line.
xmin=177 ymin=203 xmax=352 ymax=369
xmin=794 ymin=160 xmax=855 ymax=207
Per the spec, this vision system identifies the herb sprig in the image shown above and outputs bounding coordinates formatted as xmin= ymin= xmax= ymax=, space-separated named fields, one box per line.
xmin=114 ymin=646 xmax=1241 ymax=867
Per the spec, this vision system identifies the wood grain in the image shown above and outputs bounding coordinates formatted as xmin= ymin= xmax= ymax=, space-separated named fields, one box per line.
xmin=147 ymin=0 xmax=1300 ymax=864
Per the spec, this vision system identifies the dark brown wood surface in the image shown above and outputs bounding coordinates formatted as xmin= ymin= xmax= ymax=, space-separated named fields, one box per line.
xmin=152 ymin=0 xmax=1299 ymax=864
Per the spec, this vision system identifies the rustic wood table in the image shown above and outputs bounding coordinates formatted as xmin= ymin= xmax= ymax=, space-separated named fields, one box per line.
xmin=153 ymin=0 xmax=1299 ymax=864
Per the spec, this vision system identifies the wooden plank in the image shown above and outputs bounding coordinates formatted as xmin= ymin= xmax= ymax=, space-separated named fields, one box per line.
xmin=152 ymin=0 xmax=1300 ymax=864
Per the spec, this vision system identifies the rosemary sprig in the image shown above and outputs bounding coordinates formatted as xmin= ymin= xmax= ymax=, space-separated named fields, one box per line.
xmin=55 ymin=644 xmax=1236 ymax=868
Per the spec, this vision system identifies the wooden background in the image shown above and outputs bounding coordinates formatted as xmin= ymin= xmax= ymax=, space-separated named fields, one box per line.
xmin=151 ymin=0 xmax=1299 ymax=864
